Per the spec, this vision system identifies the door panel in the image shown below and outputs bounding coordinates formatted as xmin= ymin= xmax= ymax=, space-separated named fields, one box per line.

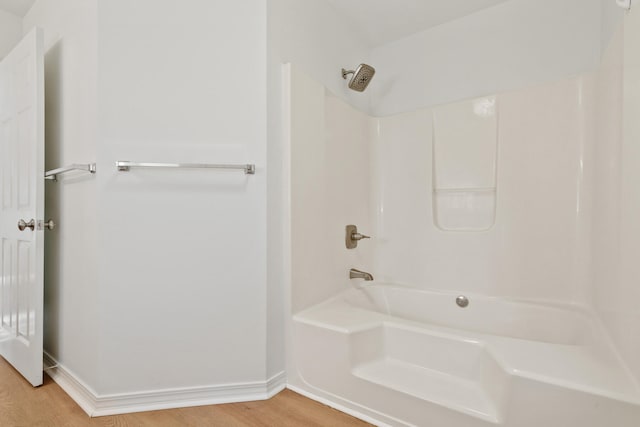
xmin=0 ymin=28 xmax=44 ymax=387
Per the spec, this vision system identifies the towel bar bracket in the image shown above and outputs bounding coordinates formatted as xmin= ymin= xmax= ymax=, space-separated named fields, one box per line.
xmin=45 ymin=163 xmax=97 ymax=181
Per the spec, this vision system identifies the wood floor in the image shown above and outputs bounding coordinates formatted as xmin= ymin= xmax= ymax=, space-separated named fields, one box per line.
xmin=0 ymin=357 xmax=371 ymax=426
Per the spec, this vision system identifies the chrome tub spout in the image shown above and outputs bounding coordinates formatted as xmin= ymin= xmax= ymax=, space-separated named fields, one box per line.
xmin=349 ymin=268 xmax=374 ymax=281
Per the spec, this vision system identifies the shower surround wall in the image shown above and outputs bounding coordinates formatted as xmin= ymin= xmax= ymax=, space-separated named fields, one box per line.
xmin=373 ymin=77 xmax=594 ymax=302
xmin=286 ymin=61 xmax=640 ymax=425
xmin=287 ymin=65 xmax=374 ymax=314
xmin=288 ymin=72 xmax=596 ymax=308
xmin=267 ymin=0 xmax=373 ymax=379
xmin=592 ymin=6 xmax=640 ymax=383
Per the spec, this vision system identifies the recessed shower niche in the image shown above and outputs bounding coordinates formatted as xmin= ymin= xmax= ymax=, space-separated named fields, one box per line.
xmin=432 ymin=96 xmax=498 ymax=231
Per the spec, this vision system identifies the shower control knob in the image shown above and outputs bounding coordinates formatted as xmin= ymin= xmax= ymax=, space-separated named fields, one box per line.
xmin=346 ymin=225 xmax=371 ymax=249
xmin=351 ymin=232 xmax=370 ymax=241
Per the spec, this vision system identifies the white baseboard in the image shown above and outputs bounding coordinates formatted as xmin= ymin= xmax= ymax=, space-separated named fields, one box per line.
xmin=43 ymin=352 xmax=286 ymax=417
xmin=43 ymin=352 xmax=98 ymax=415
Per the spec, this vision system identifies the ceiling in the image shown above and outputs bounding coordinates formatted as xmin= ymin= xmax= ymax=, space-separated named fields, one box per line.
xmin=0 ymin=0 xmax=510 ymax=44
xmin=324 ymin=0 xmax=511 ymax=46
xmin=0 ymin=0 xmax=35 ymax=17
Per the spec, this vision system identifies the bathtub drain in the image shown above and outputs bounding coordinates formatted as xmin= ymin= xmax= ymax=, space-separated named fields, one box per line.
xmin=456 ymin=295 xmax=469 ymax=308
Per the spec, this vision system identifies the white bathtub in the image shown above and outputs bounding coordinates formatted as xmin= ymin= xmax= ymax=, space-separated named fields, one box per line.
xmin=291 ymin=283 xmax=640 ymax=427
xmin=342 ymin=284 xmax=593 ymax=345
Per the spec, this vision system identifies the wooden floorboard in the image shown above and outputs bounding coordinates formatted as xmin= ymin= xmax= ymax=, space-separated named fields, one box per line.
xmin=0 ymin=357 xmax=371 ymax=426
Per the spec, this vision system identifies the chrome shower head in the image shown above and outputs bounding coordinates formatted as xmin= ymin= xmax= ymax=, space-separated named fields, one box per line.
xmin=341 ymin=63 xmax=375 ymax=92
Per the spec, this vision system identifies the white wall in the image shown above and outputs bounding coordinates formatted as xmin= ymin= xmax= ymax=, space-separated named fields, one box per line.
xmin=370 ymin=0 xmax=602 ymax=116
xmin=23 ymin=0 xmax=274 ymax=404
xmin=23 ymin=0 xmax=100 ymax=390
xmin=96 ymin=0 xmax=269 ymax=395
xmin=0 ymin=10 xmax=22 ymax=59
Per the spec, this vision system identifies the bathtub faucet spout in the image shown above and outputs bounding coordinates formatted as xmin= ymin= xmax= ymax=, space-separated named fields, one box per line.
xmin=349 ymin=268 xmax=374 ymax=281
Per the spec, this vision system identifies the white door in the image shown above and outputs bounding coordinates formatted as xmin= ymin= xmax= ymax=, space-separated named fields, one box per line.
xmin=0 ymin=28 xmax=45 ymax=387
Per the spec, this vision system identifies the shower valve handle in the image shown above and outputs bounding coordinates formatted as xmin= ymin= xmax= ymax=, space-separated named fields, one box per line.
xmin=346 ymin=225 xmax=370 ymax=249
xmin=351 ymin=232 xmax=370 ymax=241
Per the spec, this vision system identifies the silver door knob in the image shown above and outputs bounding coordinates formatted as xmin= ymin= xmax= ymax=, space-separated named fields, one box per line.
xmin=43 ymin=219 xmax=55 ymax=230
xmin=18 ymin=219 xmax=35 ymax=231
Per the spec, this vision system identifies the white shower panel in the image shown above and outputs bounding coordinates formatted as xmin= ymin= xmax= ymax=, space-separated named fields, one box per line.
xmin=374 ymin=77 xmax=593 ymax=302
xmin=432 ymin=97 xmax=497 ymax=190
xmin=432 ymin=96 xmax=498 ymax=231
xmin=593 ymin=7 xmax=640 ymax=384
xmin=288 ymin=64 xmax=374 ymax=312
